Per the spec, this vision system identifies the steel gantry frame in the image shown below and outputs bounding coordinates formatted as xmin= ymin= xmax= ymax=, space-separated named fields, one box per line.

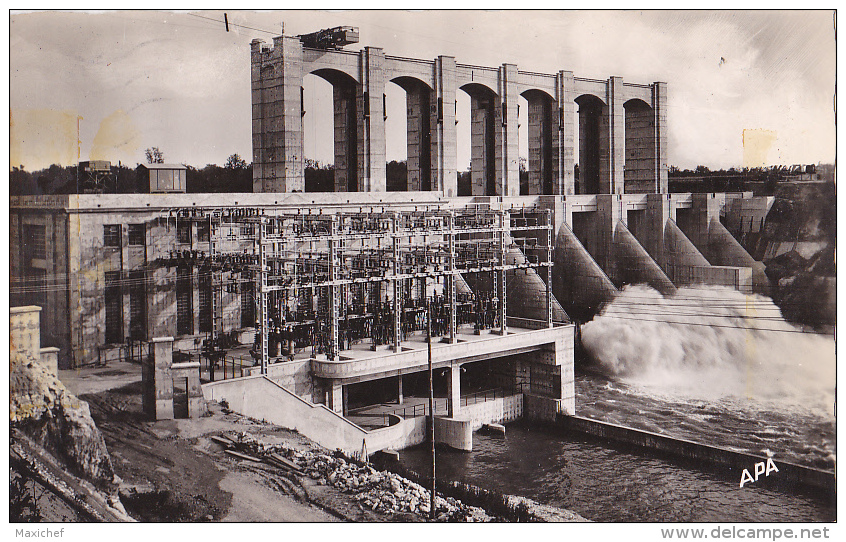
xmin=160 ymin=205 xmax=555 ymax=375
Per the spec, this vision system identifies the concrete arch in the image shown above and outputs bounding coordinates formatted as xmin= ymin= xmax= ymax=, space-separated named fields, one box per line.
xmin=575 ymin=92 xmax=606 ymax=107
xmin=302 ymin=48 xmax=361 ymax=84
xmin=310 ymin=67 xmax=358 ymax=88
xmin=460 ymin=82 xmax=499 ymax=99
xmin=624 ymin=98 xmax=651 ymax=110
xmin=390 ymin=75 xmax=434 ymax=93
xmin=520 ymin=88 xmax=554 ymax=102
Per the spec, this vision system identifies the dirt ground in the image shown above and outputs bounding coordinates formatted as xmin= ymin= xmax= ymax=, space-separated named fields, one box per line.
xmin=66 ymin=363 xmax=405 ymax=522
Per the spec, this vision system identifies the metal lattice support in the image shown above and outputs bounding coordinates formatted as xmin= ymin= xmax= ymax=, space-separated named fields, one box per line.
xmin=392 ymin=213 xmax=402 ymax=352
xmin=499 ymin=210 xmax=509 ymax=335
xmin=258 ymin=215 xmax=269 ymax=374
xmin=546 ymin=209 xmax=554 ymax=328
xmin=328 ymin=216 xmax=340 ymax=360
xmin=156 ymin=205 xmax=554 ymax=373
xmin=447 ymin=211 xmax=457 ymax=343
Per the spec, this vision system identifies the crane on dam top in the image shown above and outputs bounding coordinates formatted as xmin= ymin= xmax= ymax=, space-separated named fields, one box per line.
xmin=298 ymin=26 xmax=359 ymax=50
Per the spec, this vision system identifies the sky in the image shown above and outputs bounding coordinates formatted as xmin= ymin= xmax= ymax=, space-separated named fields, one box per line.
xmin=8 ymin=9 xmax=837 ymax=172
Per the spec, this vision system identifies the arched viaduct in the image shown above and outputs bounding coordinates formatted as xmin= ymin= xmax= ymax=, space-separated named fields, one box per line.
xmin=251 ymin=35 xmax=668 ymax=197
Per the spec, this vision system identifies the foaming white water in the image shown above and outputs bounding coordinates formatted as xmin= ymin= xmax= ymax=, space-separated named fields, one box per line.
xmin=581 ymin=285 xmax=836 ymax=419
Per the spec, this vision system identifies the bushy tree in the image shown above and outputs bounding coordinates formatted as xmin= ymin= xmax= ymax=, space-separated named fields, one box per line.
xmin=145 ymin=147 xmax=164 ymax=164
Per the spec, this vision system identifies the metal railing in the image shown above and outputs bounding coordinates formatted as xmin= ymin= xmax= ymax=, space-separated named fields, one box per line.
xmin=191 ymin=349 xmax=254 ymax=381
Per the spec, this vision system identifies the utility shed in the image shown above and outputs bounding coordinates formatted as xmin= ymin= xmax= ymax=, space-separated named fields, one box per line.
xmin=138 ymin=163 xmax=187 ymax=193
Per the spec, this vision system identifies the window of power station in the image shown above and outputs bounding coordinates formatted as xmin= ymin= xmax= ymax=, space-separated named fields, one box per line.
xmin=128 ymin=270 xmax=147 ymax=341
xmin=104 ymin=224 xmax=121 ymax=248
xmin=23 ymin=224 xmax=46 ymax=260
xmin=128 ymin=224 xmax=146 ymax=246
xmin=104 ymin=271 xmax=123 ymax=344
xmin=177 ymin=223 xmax=192 ymax=245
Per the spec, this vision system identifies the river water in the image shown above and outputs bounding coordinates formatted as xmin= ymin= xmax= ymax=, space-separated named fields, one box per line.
xmin=398 ymin=286 xmax=837 ymax=522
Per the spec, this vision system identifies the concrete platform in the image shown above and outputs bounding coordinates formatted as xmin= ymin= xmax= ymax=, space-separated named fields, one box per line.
xmin=312 ymin=323 xmax=572 ymax=383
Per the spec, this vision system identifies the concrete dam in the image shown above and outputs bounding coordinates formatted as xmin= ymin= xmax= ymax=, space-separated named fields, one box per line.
xmin=9 ymin=27 xmax=775 ymax=457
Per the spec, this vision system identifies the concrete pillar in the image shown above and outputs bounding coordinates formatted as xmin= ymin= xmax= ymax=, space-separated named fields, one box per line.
xmin=599 ymin=76 xmax=625 ymax=195
xmin=595 ymin=194 xmax=623 ymax=272
xmin=39 ymin=347 xmax=60 ymax=377
xmin=251 ymin=37 xmax=304 ymax=193
xmin=433 ymin=56 xmax=457 ymax=197
xmin=143 ymin=337 xmax=174 ymax=421
xmin=498 ymin=64 xmax=520 ymax=197
xmin=334 ymin=85 xmax=357 ymax=192
xmin=470 ymin=94 xmax=493 ymax=195
xmin=328 ymin=382 xmax=344 ymax=415
xmin=554 ymin=71 xmax=576 ymax=195
xmin=644 ymin=193 xmax=672 ymax=268
xmin=447 ymin=364 xmax=461 ymax=418
xmin=405 ymin=83 xmax=430 ymax=191
xmin=624 ymin=99 xmax=656 ymax=194
xmin=357 ymin=47 xmax=386 ymax=192
xmin=577 ymin=95 xmax=603 ymax=194
xmin=397 ymin=375 xmax=404 ymax=405
xmin=10 ymin=306 xmax=41 ymax=360
xmin=526 ymin=93 xmax=553 ymax=195
xmin=653 ymin=82 xmax=669 ymax=193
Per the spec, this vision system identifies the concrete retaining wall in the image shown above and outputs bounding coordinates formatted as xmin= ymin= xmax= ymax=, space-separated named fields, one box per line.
xmin=202 ymin=375 xmax=413 ymax=454
xmin=245 ymin=359 xmax=314 ymax=399
xmin=460 ymin=394 xmax=523 ymax=431
xmin=557 ymin=415 xmax=834 ymax=493
xmin=524 ymin=393 xmax=563 ymax=422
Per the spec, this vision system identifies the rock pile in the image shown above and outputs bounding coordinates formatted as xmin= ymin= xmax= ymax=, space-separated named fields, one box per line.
xmin=10 ymin=351 xmax=116 ymax=488
xmin=229 ymin=432 xmax=491 ymax=521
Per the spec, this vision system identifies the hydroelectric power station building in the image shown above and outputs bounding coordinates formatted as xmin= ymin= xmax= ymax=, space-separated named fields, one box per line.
xmin=9 ymin=29 xmax=773 ymax=453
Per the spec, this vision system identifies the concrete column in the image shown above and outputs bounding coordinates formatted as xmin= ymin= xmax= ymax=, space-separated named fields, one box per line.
xmin=470 ymin=94 xmax=492 ymax=195
xmin=434 ymin=56 xmax=457 ymax=196
xmin=251 ymin=37 xmax=304 ymax=193
xmin=397 ymin=375 xmax=404 ymax=405
xmin=595 ymin=194 xmax=623 ymax=273
xmin=653 ymin=82 xmax=669 ymax=193
xmin=555 ymin=71 xmax=576 ymax=195
xmin=39 ymin=347 xmax=60 ymax=377
xmin=599 ymin=76 xmax=625 ymax=195
xmin=526 ymin=93 xmax=553 ymax=195
xmin=143 ymin=336 xmax=174 ymax=421
xmin=498 ymin=64 xmax=520 ymax=196
xmin=447 ymin=364 xmax=461 ymax=418
xmin=334 ymin=85 xmax=357 ymax=192
xmin=328 ymin=382 xmax=344 ymax=415
xmin=358 ymin=47 xmax=386 ymax=192
xmin=405 ymin=84 xmax=429 ymax=191
xmin=10 ymin=306 xmax=41 ymax=360
xmin=644 ymin=193 xmax=672 ymax=268
xmin=624 ymin=99 xmax=656 ymax=194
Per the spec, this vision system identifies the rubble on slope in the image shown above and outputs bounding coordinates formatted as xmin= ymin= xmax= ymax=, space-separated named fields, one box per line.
xmin=226 ymin=431 xmax=492 ymax=521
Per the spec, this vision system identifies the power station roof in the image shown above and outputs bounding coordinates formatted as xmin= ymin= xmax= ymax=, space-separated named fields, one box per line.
xmin=139 ymin=163 xmax=187 ymax=170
